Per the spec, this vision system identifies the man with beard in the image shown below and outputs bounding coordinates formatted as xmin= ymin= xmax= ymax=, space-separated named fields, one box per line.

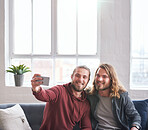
xmin=87 ymin=63 xmax=141 ymax=130
xmin=31 ymin=65 xmax=92 ymax=130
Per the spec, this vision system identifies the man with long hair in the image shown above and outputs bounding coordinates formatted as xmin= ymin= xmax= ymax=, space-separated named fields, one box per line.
xmin=87 ymin=63 xmax=141 ymax=130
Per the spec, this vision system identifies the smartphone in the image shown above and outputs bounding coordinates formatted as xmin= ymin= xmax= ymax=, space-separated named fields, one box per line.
xmin=36 ymin=76 xmax=50 ymax=86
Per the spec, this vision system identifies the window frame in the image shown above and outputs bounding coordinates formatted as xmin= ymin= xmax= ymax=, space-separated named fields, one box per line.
xmin=130 ymin=0 xmax=148 ymax=90
xmin=5 ymin=0 xmax=100 ymax=87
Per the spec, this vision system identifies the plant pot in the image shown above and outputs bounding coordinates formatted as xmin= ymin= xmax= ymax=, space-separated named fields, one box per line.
xmin=14 ymin=74 xmax=24 ymax=86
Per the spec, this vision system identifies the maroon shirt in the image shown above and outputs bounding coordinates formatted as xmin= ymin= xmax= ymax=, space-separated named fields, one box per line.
xmin=33 ymin=82 xmax=92 ymax=130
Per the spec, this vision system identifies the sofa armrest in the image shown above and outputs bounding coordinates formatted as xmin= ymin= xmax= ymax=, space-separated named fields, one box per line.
xmin=133 ymin=99 xmax=148 ymax=130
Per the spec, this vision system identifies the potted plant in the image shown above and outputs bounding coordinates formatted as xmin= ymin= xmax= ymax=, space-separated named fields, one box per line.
xmin=6 ymin=64 xmax=31 ymax=86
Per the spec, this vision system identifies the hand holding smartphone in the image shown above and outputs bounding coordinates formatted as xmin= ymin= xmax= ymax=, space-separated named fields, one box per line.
xmin=36 ymin=76 xmax=50 ymax=86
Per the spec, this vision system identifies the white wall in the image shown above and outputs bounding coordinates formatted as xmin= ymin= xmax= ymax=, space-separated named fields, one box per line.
xmin=99 ymin=0 xmax=148 ymax=99
xmin=0 ymin=0 xmax=147 ymax=104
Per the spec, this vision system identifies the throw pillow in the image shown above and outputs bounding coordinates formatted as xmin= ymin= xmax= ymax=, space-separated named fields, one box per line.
xmin=0 ymin=104 xmax=32 ymax=130
xmin=133 ymin=99 xmax=148 ymax=130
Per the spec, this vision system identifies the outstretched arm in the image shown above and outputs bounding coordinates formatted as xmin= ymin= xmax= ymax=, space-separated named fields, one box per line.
xmin=31 ymin=74 xmax=60 ymax=102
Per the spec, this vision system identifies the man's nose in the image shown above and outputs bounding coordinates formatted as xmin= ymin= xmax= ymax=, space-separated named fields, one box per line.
xmin=98 ymin=76 xmax=103 ymax=81
xmin=78 ymin=76 xmax=83 ymax=82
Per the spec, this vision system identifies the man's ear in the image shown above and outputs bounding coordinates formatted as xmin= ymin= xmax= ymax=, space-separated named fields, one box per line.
xmin=71 ymin=74 xmax=73 ymax=79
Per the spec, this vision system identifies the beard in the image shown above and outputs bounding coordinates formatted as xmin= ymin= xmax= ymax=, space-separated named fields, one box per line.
xmin=71 ymin=84 xmax=85 ymax=92
xmin=95 ymin=82 xmax=111 ymax=91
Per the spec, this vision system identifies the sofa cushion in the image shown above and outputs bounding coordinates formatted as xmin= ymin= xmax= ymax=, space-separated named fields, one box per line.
xmin=0 ymin=104 xmax=32 ymax=130
xmin=133 ymin=99 xmax=148 ymax=130
xmin=20 ymin=103 xmax=45 ymax=130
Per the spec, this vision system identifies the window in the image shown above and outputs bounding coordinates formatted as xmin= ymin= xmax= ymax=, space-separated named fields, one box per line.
xmin=5 ymin=0 xmax=100 ymax=87
xmin=130 ymin=0 xmax=148 ymax=89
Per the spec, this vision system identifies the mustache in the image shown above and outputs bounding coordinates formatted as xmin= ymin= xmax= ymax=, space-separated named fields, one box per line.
xmin=95 ymin=81 xmax=111 ymax=91
xmin=76 ymin=81 xmax=84 ymax=85
xmin=96 ymin=81 xmax=104 ymax=84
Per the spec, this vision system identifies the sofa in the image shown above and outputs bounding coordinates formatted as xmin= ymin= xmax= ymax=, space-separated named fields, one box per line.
xmin=0 ymin=103 xmax=45 ymax=130
xmin=0 ymin=99 xmax=148 ymax=130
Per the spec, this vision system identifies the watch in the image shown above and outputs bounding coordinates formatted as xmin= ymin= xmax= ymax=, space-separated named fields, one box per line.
xmin=133 ymin=125 xmax=140 ymax=130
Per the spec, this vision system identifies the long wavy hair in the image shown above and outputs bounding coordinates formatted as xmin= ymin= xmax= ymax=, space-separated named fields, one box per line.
xmin=88 ymin=63 xmax=126 ymax=98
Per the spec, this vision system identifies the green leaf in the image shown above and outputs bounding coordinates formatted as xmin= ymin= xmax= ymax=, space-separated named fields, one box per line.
xmin=6 ymin=64 xmax=31 ymax=75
